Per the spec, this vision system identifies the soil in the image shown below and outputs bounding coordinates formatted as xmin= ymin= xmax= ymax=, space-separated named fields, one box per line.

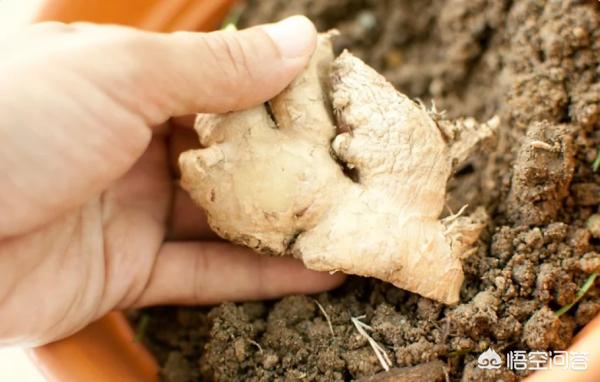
xmin=136 ymin=0 xmax=600 ymax=381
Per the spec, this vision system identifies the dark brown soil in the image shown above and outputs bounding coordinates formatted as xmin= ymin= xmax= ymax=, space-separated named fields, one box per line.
xmin=138 ymin=0 xmax=600 ymax=381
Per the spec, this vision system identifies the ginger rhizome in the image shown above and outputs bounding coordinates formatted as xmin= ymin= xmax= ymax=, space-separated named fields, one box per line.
xmin=179 ymin=35 xmax=496 ymax=304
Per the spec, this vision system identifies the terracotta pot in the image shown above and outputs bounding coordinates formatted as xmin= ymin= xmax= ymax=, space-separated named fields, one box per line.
xmin=25 ymin=1 xmax=600 ymax=381
xmin=33 ymin=0 xmax=236 ymax=32
xmin=29 ymin=312 xmax=160 ymax=382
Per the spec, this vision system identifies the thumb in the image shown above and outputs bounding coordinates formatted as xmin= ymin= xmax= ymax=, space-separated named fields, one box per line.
xmin=0 ymin=17 xmax=316 ymax=237
xmin=121 ymin=15 xmax=318 ymax=122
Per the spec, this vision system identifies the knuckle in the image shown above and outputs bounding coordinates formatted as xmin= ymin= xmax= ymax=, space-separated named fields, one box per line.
xmin=213 ymin=33 xmax=251 ymax=77
xmin=204 ymin=33 xmax=255 ymax=96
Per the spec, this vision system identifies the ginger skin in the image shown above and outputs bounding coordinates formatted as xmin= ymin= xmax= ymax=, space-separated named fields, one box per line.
xmin=179 ymin=36 xmax=496 ymax=304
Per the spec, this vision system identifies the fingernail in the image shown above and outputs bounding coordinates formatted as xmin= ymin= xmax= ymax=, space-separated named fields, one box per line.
xmin=261 ymin=15 xmax=316 ymax=59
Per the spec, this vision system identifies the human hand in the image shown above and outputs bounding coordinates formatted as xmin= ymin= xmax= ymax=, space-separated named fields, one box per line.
xmin=0 ymin=16 xmax=344 ymax=347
